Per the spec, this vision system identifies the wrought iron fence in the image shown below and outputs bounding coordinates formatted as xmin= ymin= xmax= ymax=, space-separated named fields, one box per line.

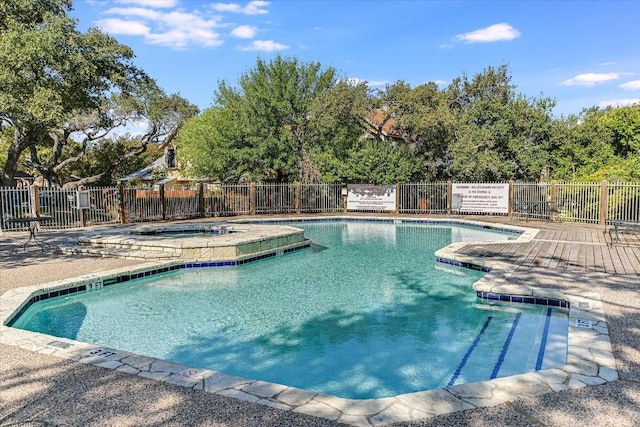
xmin=164 ymin=185 xmax=200 ymax=220
xmin=0 ymin=186 xmax=89 ymax=230
xmin=399 ymin=183 xmax=448 ymax=214
xmin=0 ymin=187 xmax=31 ymax=231
xmin=255 ymin=183 xmax=297 ymax=214
xmin=38 ymin=188 xmax=81 ymax=229
xmin=557 ymin=182 xmax=601 ymax=223
xmin=512 ymin=182 xmax=552 ymax=220
xmin=204 ymin=184 xmax=251 ymax=217
xmin=122 ymin=187 xmax=163 ymax=222
xmin=608 ymin=182 xmax=640 ymax=222
xmin=2 ymin=181 xmax=640 ymax=232
xmin=82 ymin=188 xmax=121 ymax=226
xmin=300 ymin=183 xmax=342 ymax=213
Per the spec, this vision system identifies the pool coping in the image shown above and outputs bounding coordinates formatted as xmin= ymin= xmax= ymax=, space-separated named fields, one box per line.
xmin=60 ymin=222 xmax=308 ymax=261
xmin=0 ymin=217 xmax=618 ymax=427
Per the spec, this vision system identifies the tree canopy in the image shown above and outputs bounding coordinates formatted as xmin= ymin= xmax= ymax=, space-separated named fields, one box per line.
xmin=180 ymin=56 xmax=640 ymax=184
xmin=178 ymin=60 xmax=567 ymax=184
xmin=550 ymin=105 xmax=640 ymax=182
xmin=0 ymin=0 xmax=198 ymax=187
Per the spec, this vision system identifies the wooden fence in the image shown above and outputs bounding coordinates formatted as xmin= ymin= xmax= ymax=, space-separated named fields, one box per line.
xmin=1 ymin=181 xmax=639 ymax=231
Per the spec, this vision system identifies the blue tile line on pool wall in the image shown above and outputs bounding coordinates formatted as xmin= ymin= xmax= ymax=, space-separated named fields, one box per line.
xmin=476 ymin=291 xmax=569 ymax=310
xmin=436 ymin=257 xmax=492 ymax=272
xmin=448 ymin=316 xmax=493 ymax=386
xmin=183 ymin=242 xmax=310 ymax=269
xmin=535 ymin=307 xmax=554 ymax=370
xmin=5 ymin=242 xmax=310 ymax=327
xmin=490 ymin=312 xmax=522 ymax=379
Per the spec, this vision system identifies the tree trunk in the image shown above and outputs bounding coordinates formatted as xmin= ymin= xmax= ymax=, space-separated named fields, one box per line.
xmin=2 ymin=145 xmax=21 ymax=187
xmin=1 ymin=128 xmax=31 ymax=187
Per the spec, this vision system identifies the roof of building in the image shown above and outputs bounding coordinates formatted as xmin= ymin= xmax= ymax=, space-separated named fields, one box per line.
xmin=119 ymin=155 xmax=165 ymax=182
xmin=365 ymin=110 xmax=404 ymax=140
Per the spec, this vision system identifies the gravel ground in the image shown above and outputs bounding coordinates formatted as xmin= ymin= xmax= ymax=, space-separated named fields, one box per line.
xmin=1 ymin=225 xmax=639 ymax=427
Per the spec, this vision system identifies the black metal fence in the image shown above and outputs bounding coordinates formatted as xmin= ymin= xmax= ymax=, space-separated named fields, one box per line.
xmin=1 ymin=181 xmax=638 ymax=231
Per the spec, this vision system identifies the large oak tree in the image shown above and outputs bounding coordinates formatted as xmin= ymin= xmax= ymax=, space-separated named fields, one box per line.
xmin=181 ymin=56 xmax=348 ymax=183
xmin=0 ymin=0 xmax=197 ymax=187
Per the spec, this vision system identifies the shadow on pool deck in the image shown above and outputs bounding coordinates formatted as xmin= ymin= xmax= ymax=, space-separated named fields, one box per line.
xmin=1 ymin=216 xmax=640 ymax=426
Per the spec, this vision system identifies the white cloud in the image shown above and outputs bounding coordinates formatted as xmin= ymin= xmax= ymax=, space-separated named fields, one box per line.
xmin=559 ymin=72 xmax=627 ymax=87
xmin=97 ymin=6 xmax=222 ymax=49
xmin=455 ymin=23 xmax=520 ymax=44
xmin=341 ymin=78 xmax=388 ymax=87
xmin=106 ymin=7 xmax=162 ymax=20
xmin=620 ymin=80 xmax=640 ymax=91
xmin=96 ymin=18 xmax=150 ymax=35
xmin=367 ymin=80 xmax=390 ymax=87
xmin=598 ymin=98 xmax=640 ymax=108
xmin=342 ymin=77 xmax=365 ymax=86
xmin=163 ymin=10 xmax=217 ymax=29
xmin=231 ymin=25 xmax=257 ymax=38
xmin=96 ymin=1 xmax=278 ymax=50
xmin=239 ymin=39 xmax=288 ymax=51
xmin=114 ymin=0 xmax=178 ymax=7
xmin=212 ymin=1 xmax=269 ymax=15
xmin=146 ymin=28 xmax=221 ymax=49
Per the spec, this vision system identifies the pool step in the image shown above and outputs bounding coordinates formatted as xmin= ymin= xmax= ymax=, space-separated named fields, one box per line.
xmin=495 ymin=309 xmax=568 ymax=377
xmin=58 ymin=244 xmax=181 ymax=260
xmin=76 ymin=236 xmax=181 ymax=253
xmin=448 ymin=307 xmax=568 ymax=386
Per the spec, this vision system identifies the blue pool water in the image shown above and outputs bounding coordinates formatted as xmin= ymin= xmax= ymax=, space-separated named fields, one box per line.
xmin=13 ymin=221 xmax=568 ymax=399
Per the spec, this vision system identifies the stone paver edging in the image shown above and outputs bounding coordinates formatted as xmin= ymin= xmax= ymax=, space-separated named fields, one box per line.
xmin=58 ymin=222 xmax=307 ymax=261
xmin=0 ymin=219 xmax=618 ymax=426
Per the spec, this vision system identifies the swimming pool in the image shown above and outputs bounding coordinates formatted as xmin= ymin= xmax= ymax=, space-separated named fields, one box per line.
xmin=11 ymin=221 xmax=568 ymax=399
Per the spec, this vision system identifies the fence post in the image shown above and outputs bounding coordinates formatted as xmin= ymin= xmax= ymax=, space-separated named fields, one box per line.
xmin=508 ymin=181 xmax=514 ymax=217
xmin=395 ymin=183 xmax=400 ymax=215
xmin=550 ymin=180 xmax=558 ymax=220
xmin=118 ymin=182 xmax=127 ymax=224
xmin=159 ymin=184 xmax=166 ymax=220
xmin=446 ymin=181 xmax=452 ymax=214
xmin=600 ymin=180 xmax=608 ymax=225
xmin=250 ymin=183 xmax=256 ymax=215
xmin=198 ymin=183 xmax=205 ymax=218
xmin=295 ymin=182 xmax=301 ymax=214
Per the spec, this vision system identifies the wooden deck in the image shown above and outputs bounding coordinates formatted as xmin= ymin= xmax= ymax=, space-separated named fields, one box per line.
xmin=456 ymin=217 xmax=640 ymax=275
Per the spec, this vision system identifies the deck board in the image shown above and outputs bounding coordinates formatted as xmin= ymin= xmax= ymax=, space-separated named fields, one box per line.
xmin=453 ymin=218 xmax=639 ymax=275
xmin=539 ymin=241 xmax=559 ymax=269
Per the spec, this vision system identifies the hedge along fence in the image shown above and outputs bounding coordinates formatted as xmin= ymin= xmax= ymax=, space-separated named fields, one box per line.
xmin=1 ymin=181 xmax=639 ymax=231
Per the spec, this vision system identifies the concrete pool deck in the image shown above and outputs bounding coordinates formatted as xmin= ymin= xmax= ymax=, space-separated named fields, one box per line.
xmin=1 ymin=215 xmax=640 ymax=426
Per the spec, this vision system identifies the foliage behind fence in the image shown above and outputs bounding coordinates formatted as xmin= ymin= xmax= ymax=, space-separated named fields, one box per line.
xmin=2 ymin=181 xmax=640 ymax=231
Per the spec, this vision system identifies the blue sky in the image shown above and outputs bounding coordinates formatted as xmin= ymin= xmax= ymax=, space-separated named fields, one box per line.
xmin=72 ymin=0 xmax=640 ymax=117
